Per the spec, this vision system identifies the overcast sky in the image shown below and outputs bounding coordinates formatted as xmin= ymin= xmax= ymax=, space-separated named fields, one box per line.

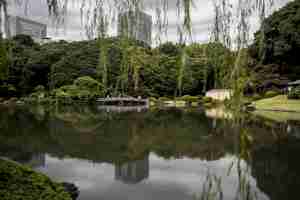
xmin=7 ymin=0 xmax=290 ymax=44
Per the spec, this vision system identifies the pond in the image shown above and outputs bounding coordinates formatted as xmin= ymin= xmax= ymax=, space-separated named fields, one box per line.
xmin=0 ymin=105 xmax=300 ymax=200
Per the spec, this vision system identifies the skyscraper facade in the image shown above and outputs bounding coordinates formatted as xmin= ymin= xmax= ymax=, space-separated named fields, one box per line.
xmin=6 ymin=16 xmax=47 ymax=41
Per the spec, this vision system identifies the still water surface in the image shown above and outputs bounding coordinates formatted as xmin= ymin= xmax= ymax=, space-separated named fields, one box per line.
xmin=1 ymin=105 xmax=300 ymax=200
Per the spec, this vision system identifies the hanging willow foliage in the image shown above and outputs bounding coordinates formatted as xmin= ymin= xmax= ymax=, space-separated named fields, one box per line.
xmin=0 ymin=0 xmax=9 ymax=82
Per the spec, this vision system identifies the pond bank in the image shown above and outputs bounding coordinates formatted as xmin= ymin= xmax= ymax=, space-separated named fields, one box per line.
xmin=252 ymin=95 xmax=300 ymax=113
xmin=0 ymin=158 xmax=78 ymax=200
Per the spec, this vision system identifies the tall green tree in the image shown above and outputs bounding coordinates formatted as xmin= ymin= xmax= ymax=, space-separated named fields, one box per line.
xmin=0 ymin=36 xmax=9 ymax=82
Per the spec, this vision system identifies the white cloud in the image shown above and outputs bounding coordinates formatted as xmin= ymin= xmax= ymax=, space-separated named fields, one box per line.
xmin=37 ymin=153 xmax=269 ymax=200
xmin=7 ymin=0 xmax=291 ymax=44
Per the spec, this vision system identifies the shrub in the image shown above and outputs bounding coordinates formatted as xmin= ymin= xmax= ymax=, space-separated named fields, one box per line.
xmin=158 ymin=97 xmax=172 ymax=102
xmin=77 ymin=90 xmax=91 ymax=99
xmin=202 ymin=96 xmax=213 ymax=103
xmin=252 ymin=93 xmax=262 ymax=101
xmin=177 ymin=95 xmax=200 ymax=103
xmin=60 ymin=85 xmax=78 ymax=98
xmin=34 ymin=85 xmax=46 ymax=93
xmin=53 ymin=88 xmax=70 ymax=98
xmin=149 ymin=97 xmax=157 ymax=102
xmin=288 ymin=86 xmax=300 ymax=99
xmin=74 ymin=76 xmax=102 ymax=91
xmin=264 ymin=90 xmax=279 ymax=98
xmin=30 ymin=85 xmax=47 ymax=100
xmin=0 ymin=159 xmax=72 ymax=200
xmin=0 ymin=84 xmax=17 ymax=97
xmin=51 ymin=76 xmax=104 ymax=101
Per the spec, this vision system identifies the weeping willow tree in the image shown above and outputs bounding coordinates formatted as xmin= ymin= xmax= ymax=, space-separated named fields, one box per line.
xmin=205 ymin=1 xmax=279 ymax=200
xmin=0 ymin=0 xmax=9 ymax=82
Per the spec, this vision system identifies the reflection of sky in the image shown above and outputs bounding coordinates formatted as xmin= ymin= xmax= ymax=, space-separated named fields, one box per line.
xmin=36 ymin=153 xmax=269 ymax=200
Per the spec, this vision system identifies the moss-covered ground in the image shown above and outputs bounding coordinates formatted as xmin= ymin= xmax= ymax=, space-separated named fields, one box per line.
xmin=0 ymin=159 xmax=72 ymax=200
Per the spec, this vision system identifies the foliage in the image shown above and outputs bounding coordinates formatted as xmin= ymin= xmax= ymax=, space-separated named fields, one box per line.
xmin=0 ymin=159 xmax=72 ymax=200
xmin=12 ymin=34 xmax=35 ymax=47
xmin=5 ymin=35 xmax=232 ymax=98
xmin=288 ymin=86 xmax=300 ymax=100
xmin=248 ymin=0 xmax=300 ymax=93
xmin=158 ymin=97 xmax=172 ymax=102
xmin=34 ymin=85 xmax=46 ymax=93
xmin=176 ymin=95 xmax=200 ymax=103
xmin=264 ymin=90 xmax=279 ymax=99
xmin=74 ymin=76 xmax=102 ymax=92
xmin=30 ymin=85 xmax=47 ymax=100
xmin=253 ymin=0 xmax=300 ymax=66
xmin=203 ymin=96 xmax=213 ymax=103
xmin=0 ymin=84 xmax=16 ymax=97
xmin=252 ymin=94 xmax=263 ymax=101
xmin=53 ymin=76 xmax=104 ymax=100
xmin=0 ymin=36 xmax=9 ymax=82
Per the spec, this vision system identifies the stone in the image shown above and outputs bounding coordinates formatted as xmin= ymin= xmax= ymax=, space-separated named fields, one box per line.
xmin=62 ymin=182 xmax=80 ymax=200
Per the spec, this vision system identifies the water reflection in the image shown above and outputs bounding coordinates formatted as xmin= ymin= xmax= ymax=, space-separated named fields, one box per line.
xmin=0 ymin=105 xmax=300 ymax=200
xmin=115 ymin=156 xmax=149 ymax=184
xmin=6 ymin=152 xmax=46 ymax=168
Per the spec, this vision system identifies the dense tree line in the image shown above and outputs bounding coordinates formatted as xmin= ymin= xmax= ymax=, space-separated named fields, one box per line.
xmin=1 ymin=0 xmax=299 ymax=98
xmin=0 ymin=35 xmax=232 ymax=98
xmin=248 ymin=0 xmax=300 ymax=93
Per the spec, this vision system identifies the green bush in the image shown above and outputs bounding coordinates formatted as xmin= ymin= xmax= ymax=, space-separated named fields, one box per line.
xmin=158 ymin=97 xmax=172 ymax=102
xmin=0 ymin=84 xmax=17 ymax=97
xmin=0 ymin=159 xmax=72 ymax=200
xmin=74 ymin=76 xmax=102 ymax=91
xmin=202 ymin=96 xmax=213 ymax=103
xmin=149 ymin=97 xmax=157 ymax=102
xmin=60 ymin=85 xmax=78 ymax=98
xmin=176 ymin=95 xmax=200 ymax=103
xmin=34 ymin=85 xmax=46 ymax=93
xmin=264 ymin=90 xmax=279 ymax=98
xmin=288 ymin=86 xmax=300 ymax=99
xmin=53 ymin=88 xmax=70 ymax=99
xmin=52 ymin=76 xmax=104 ymax=100
xmin=252 ymin=93 xmax=262 ymax=101
xmin=30 ymin=85 xmax=47 ymax=100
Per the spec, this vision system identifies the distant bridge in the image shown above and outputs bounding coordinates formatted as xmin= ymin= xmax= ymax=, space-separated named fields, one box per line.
xmin=96 ymin=97 xmax=149 ymax=106
xmin=97 ymin=105 xmax=149 ymax=113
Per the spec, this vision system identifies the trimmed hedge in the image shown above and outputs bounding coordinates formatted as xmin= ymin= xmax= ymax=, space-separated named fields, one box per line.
xmin=0 ymin=159 xmax=72 ymax=200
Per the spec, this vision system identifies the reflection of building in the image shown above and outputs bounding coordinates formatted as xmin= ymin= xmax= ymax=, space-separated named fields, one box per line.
xmin=118 ymin=11 xmax=152 ymax=46
xmin=6 ymin=16 xmax=47 ymax=42
xmin=115 ymin=156 xmax=149 ymax=184
xmin=251 ymin=138 xmax=300 ymax=200
xmin=17 ymin=153 xmax=46 ymax=168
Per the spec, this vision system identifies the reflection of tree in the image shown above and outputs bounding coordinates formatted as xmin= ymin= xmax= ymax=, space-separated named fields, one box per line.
xmin=250 ymin=138 xmax=300 ymax=200
xmin=0 ymin=106 xmax=230 ymax=163
xmin=0 ymin=105 xmax=288 ymax=166
xmin=0 ymin=148 xmax=45 ymax=168
xmin=115 ymin=155 xmax=149 ymax=184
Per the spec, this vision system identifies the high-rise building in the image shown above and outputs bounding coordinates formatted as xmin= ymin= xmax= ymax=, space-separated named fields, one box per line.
xmin=118 ymin=11 xmax=152 ymax=46
xmin=6 ymin=16 xmax=47 ymax=42
xmin=115 ymin=156 xmax=149 ymax=184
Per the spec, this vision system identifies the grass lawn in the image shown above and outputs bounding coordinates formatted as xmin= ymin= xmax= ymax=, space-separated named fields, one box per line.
xmin=253 ymin=95 xmax=300 ymax=112
xmin=253 ymin=110 xmax=300 ymax=122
